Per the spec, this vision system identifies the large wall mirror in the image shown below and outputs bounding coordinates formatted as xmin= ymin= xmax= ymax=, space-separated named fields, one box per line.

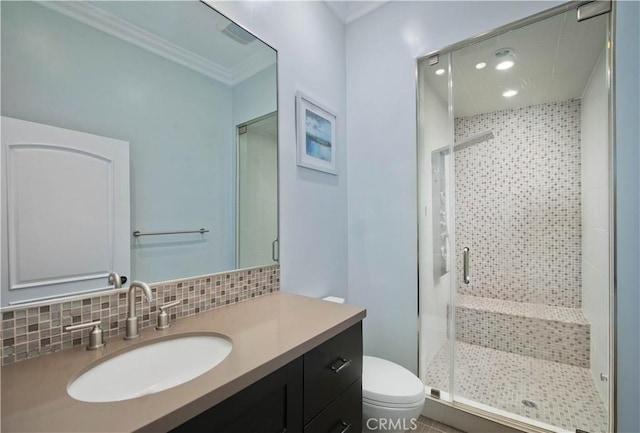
xmin=1 ymin=1 xmax=278 ymax=307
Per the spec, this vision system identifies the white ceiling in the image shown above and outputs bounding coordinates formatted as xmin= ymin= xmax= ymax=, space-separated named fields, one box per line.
xmin=40 ymin=1 xmax=275 ymax=86
xmin=324 ymin=1 xmax=389 ymax=24
xmin=424 ymin=10 xmax=608 ymax=117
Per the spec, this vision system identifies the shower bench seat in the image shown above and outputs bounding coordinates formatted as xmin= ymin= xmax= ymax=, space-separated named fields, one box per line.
xmin=455 ymin=294 xmax=590 ymax=367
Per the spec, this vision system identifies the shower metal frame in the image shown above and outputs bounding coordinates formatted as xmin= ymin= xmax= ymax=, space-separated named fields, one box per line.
xmin=414 ymin=2 xmax=617 ymax=432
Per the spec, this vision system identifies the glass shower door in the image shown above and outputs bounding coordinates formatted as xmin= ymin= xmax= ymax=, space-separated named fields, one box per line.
xmin=418 ymin=5 xmax=612 ymax=432
xmin=418 ymin=53 xmax=455 ymax=402
xmin=449 ymin=9 xmax=611 ymax=433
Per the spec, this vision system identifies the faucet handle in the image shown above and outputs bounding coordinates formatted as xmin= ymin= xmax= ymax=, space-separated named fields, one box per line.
xmin=156 ymin=300 xmax=180 ymax=330
xmin=64 ymin=320 xmax=106 ymax=350
xmin=108 ymin=272 xmax=122 ymax=288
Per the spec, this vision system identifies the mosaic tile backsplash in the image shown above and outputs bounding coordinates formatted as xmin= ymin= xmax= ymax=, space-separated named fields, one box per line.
xmin=454 ymin=99 xmax=582 ymax=308
xmin=1 ymin=265 xmax=279 ymax=365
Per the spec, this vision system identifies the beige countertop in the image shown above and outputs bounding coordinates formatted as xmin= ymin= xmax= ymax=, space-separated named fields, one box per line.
xmin=1 ymin=292 xmax=366 ymax=433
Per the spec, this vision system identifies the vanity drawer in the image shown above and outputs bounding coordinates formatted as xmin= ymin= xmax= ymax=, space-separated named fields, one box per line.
xmin=303 ymin=322 xmax=362 ymax=424
xmin=304 ymin=379 xmax=362 ymax=433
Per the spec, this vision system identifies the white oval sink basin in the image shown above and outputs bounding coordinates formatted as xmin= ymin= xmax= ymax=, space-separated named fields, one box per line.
xmin=68 ymin=334 xmax=232 ymax=402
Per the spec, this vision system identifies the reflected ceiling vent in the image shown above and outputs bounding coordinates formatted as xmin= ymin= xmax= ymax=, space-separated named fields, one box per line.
xmin=217 ymin=21 xmax=256 ymax=45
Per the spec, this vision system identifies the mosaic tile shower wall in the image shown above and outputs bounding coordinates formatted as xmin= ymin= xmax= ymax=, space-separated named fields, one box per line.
xmin=0 ymin=265 xmax=279 ymax=365
xmin=454 ymin=99 xmax=582 ymax=308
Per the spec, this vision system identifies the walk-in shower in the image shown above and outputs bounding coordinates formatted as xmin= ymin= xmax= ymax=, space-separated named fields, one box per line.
xmin=417 ymin=3 xmax=613 ymax=432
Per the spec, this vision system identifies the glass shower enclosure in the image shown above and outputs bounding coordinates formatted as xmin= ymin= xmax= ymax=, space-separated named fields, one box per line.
xmin=236 ymin=112 xmax=278 ymax=269
xmin=417 ymin=4 xmax=613 ymax=432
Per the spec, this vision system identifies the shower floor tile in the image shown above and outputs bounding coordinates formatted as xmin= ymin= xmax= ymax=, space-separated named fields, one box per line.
xmin=424 ymin=342 xmax=608 ymax=433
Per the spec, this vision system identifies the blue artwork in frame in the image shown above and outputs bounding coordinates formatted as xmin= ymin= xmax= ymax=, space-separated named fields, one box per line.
xmin=296 ymin=91 xmax=337 ymax=175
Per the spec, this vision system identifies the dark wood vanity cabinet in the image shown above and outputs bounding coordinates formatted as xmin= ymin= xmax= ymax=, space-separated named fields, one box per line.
xmin=171 ymin=357 xmax=303 ymax=433
xmin=171 ymin=322 xmax=362 ymax=433
xmin=304 ymin=379 xmax=362 ymax=433
xmin=303 ymin=322 xmax=363 ymax=432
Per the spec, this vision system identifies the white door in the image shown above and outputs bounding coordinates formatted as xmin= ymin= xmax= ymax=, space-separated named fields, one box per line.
xmin=1 ymin=117 xmax=130 ymax=306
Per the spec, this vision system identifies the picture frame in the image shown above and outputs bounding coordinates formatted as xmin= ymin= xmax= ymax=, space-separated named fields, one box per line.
xmin=295 ymin=91 xmax=337 ymax=175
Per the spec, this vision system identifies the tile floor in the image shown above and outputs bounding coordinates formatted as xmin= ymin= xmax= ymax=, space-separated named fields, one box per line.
xmin=424 ymin=342 xmax=608 ymax=432
xmin=416 ymin=416 xmax=466 ymax=433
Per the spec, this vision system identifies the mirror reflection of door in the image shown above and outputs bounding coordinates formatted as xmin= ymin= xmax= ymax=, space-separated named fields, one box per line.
xmin=1 ymin=117 xmax=131 ymax=304
xmin=237 ymin=113 xmax=278 ymax=269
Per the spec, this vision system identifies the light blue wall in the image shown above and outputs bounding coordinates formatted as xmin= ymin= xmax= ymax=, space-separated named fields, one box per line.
xmin=614 ymin=1 xmax=640 ymax=431
xmin=1 ymin=2 xmax=235 ymax=284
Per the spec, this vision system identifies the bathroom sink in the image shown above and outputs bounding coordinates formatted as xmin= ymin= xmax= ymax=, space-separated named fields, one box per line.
xmin=67 ymin=334 xmax=232 ymax=402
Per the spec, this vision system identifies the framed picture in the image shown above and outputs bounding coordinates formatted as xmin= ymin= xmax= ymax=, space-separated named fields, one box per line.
xmin=296 ymin=91 xmax=337 ymax=175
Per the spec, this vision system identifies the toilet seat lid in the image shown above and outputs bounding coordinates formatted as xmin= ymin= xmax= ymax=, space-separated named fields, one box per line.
xmin=362 ymin=356 xmax=424 ymax=405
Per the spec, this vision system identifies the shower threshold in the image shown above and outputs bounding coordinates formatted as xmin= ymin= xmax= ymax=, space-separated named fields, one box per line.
xmin=423 ymin=342 xmax=608 ymax=433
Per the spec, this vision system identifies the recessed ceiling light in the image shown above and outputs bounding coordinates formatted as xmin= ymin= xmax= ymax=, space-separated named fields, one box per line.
xmin=496 ymin=60 xmax=514 ymax=70
xmin=475 ymin=62 xmax=487 ymax=70
xmin=502 ymin=89 xmax=518 ymax=98
xmin=494 ymin=48 xmax=516 ymax=71
xmin=435 ymin=68 xmax=445 ymax=75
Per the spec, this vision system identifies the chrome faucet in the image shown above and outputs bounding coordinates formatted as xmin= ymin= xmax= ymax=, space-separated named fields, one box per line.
xmin=108 ymin=271 xmax=122 ymax=288
xmin=125 ymin=281 xmax=153 ymax=340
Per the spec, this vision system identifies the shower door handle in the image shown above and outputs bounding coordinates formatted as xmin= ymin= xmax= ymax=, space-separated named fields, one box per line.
xmin=463 ymin=247 xmax=470 ymax=284
xmin=272 ymin=239 xmax=279 ymax=262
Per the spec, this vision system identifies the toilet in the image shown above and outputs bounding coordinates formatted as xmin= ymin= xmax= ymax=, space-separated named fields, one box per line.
xmin=362 ymin=356 xmax=425 ymax=433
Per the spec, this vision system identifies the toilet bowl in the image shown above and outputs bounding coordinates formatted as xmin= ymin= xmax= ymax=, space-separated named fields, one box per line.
xmin=362 ymin=356 xmax=425 ymax=433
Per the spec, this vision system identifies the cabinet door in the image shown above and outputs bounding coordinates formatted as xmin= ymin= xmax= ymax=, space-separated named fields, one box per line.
xmin=1 ymin=117 xmax=130 ymax=305
xmin=304 ymin=323 xmax=362 ymax=424
xmin=170 ymin=357 xmax=303 ymax=433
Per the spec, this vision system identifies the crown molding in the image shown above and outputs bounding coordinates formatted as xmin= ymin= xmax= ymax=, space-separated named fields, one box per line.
xmin=37 ymin=1 xmax=273 ymax=86
xmin=232 ymin=49 xmax=276 ymax=85
xmin=324 ymin=1 xmax=390 ymax=24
